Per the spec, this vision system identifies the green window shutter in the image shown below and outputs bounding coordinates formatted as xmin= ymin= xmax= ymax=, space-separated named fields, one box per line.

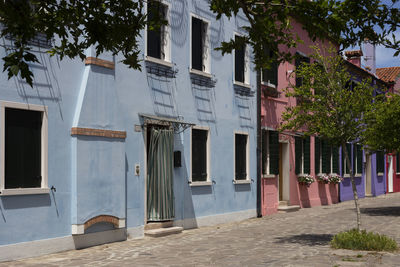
xmin=295 ymin=137 xmax=302 ymax=174
xmin=397 ymin=153 xmax=400 ymax=173
xmin=357 ymin=145 xmax=362 ymax=174
xmin=269 ymin=131 xmax=279 ymax=175
xmin=332 ymin=147 xmax=339 ymax=173
xmin=322 ymin=140 xmax=330 ymax=174
xmin=377 ymin=151 xmax=384 ymax=173
xmin=262 ymin=131 xmax=267 ymax=175
xmin=352 ymin=144 xmax=356 ymax=174
xmin=346 ymin=143 xmax=351 ymax=174
xmin=314 ymin=137 xmax=320 ymax=174
xmin=304 ymin=137 xmax=310 ymax=174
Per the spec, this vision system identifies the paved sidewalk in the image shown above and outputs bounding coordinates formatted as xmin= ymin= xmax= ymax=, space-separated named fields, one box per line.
xmin=2 ymin=193 xmax=400 ymax=266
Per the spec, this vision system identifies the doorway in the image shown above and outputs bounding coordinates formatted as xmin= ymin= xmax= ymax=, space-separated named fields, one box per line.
xmin=279 ymin=142 xmax=290 ymax=202
xmin=146 ymin=125 xmax=175 ymax=222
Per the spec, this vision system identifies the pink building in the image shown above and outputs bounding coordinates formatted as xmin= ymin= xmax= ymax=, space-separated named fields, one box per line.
xmin=260 ymin=20 xmax=339 ymax=216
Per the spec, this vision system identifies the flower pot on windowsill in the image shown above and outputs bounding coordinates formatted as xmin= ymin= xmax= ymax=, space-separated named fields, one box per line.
xmin=262 ymin=85 xmax=279 ymax=98
xmin=297 ymin=174 xmax=315 ymax=187
xmin=317 ymin=174 xmax=330 ymax=184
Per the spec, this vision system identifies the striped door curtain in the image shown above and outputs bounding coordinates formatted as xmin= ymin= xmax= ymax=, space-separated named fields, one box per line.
xmin=147 ymin=128 xmax=175 ymax=221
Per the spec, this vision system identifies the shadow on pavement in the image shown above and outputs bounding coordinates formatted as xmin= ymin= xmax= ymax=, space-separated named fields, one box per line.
xmin=361 ymin=206 xmax=400 ymax=216
xmin=274 ymin=234 xmax=333 ymax=246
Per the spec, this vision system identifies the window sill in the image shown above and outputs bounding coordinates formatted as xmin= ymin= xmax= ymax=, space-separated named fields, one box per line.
xmin=189 ymin=68 xmax=212 ymax=79
xmin=233 ymin=81 xmax=251 ymax=89
xmin=189 ymin=181 xmax=212 ymax=187
xmin=145 ymin=56 xmax=173 ymax=68
xmin=262 ymin=174 xmax=276 ymax=179
xmin=233 ymin=179 xmax=251 ymax=184
xmin=378 ymin=172 xmax=384 ymax=176
xmin=0 ymin=188 xmax=50 ymax=196
xmin=261 ymin=81 xmax=277 ymax=88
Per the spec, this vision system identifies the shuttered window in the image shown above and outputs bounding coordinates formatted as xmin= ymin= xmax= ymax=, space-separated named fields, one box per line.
xmin=235 ymin=134 xmax=248 ymax=180
xmin=377 ymin=151 xmax=384 ymax=174
xmin=352 ymin=144 xmax=363 ymax=175
xmin=192 ymin=129 xmax=208 ymax=182
xmin=397 ymin=153 xmax=400 ymax=173
xmin=262 ymin=48 xmax=278 ymax=86
xmin=235 ymin=36 xmax=245 ymax=83
xmin=147 ymin=1 xmax=167 ymax=60
xmin=332 ymin=147 xmax=339 ymax=173
xmin=315 ymin=137 xmax=321 ymax=174
xmin=192 ymin=17 xmax=203 ymax=71
xmin=342 ymin=143 xmax=352 ymax=175
xmin=295 ymin=136 xmax=310 ymax=174
xmin=322 ymin=140 xmax=331 ymax=174
xmin=315 ymin=137 xmax=339 ymax=174
xmin=295 ymin=53 xmax=310 ymax=87
xmin=5 ymin=108 xmax=42 ymax=189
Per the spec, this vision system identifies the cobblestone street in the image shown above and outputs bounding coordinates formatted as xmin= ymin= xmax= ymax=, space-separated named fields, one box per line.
xmin=3 ymin=193 xmax=400 ymax=266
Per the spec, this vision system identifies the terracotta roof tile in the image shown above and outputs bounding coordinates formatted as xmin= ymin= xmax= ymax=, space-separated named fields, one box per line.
xmin=376 ymin=67 xmax=400 ymax=83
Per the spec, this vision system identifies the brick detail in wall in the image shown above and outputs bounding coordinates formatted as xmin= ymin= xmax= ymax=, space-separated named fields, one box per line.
xmin=84 ymin=215 xmax=119 ymax=230
xmin=71 ymin=127 xmax=126 ymax=139
xmin=85 ymin=57 xmax=115 ymax=70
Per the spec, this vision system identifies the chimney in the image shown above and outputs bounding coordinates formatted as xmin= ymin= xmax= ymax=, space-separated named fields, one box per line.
xmin=363 ymin=39 xmax=376 ymax=74
xmin=345 ymin=50 xmax=363 ymax=67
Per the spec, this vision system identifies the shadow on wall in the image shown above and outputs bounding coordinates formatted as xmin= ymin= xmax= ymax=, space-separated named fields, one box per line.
xmin=318 ymin=182 xmax=328 ymax=205
xmin=1 ymin=38 xmax=64 ymax=120
xmin=1 ymin=194 xmax=51 ymax=209
xmin=170 ymin=0 xmax=188 ymax=48
xmin=190 ymin=79 xmax=217 ymax=124
xmin=361 ymin=206 xmax=400 ymax=217
xmin=234 ymin=94 xmax=254 ymax=129
xmin=299 ymin=185 xmax=311 ymax=208
xmin=146 ymin=62 xmax=179 ymax=118
xmin=274 ymin=234 xmax=333 ymax=246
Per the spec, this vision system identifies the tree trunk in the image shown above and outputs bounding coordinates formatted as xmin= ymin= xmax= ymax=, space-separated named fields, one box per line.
xmin=342 ymin=142 xmax=361 ymax=231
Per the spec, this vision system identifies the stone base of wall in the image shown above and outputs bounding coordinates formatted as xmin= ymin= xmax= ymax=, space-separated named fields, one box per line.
xmin=0 ymin=228 xmax=126 ymax=262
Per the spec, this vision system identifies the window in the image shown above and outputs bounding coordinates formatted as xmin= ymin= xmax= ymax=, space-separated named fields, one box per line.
xmin=295 ymin=52 xmax=310 ymax=87
xmin=377 ymin=151 xmax=384 ymax=174
xmin=147 ymin=1 xmax=170 ymax=62
xmin=341 ymin=143 xmax=352 ymax=175
xmin=191 ymin=128 xmax=209 ymax=182
xmin=235 ymin=133 xmax=249 ymax=180
xmin=352 ymin=144 xmax=363 ymax=175
xmin=191 ymin=15 xmax=210 ymax=73
xmin=0 ymin=102 xmax=48 ymax=195
xmin=295 ymin=136 xmax=310 ymax=174
xmin=396 ymin=153 xmax=400 ymax=174
xmin=261 ymin=49 xmax=278 ymax=87
xmin=262 ymin=130 xmax=279 ymax=175
xmin=234 ymin=35 xmax=250 ymax=85
xmin=315 ymin=137 xmax=339 ymax=174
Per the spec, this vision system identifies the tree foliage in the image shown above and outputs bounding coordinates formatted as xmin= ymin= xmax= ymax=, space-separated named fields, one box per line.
xmin=363 ymin=93 xmax=400 ymax=153
xmin=1 ymin=0 xmax=400 ymax=85
xmin=280 ymin=47 xmax=383 ymax=231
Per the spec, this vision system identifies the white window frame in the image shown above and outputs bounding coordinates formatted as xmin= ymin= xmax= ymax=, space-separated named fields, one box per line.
xmin=190 ymin=126 xmax=211 ymax=186
xmin=0 ymin=101 xmax=49 ymax=196
xmin=189 ymin=13 xmax=211 ymax=76
xmin=233 ymin=32 xmax=250 ymax=87
xmin=233 ymin=131 xmax=250 ymax=183
xmin=145 ymin=0 xmax=172 ymax=66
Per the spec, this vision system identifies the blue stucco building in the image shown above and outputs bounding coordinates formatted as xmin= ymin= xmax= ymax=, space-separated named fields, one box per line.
xmin=0 ymin=1 xmax=257 ymax=261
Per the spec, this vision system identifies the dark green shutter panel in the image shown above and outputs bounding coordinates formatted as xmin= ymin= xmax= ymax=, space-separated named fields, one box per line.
xmin=262 ymin=131 xmax=267 ymax=174
xmin=342 ymin=143 xmax=351 ymax=174
xmin=322 ymin=140 xmax=330 ymax=174
xmin=377 ymin=151 xmax=384 ymax=173
xmin=269 ymin=131 xmax=279 ymax=174
xmin=192 ymin=17 xmax=203 ymax=71
xmin=235 ymin=134 xmax=247 ymax=180
xmin=397 ymin=153 xmax=400 ymax=173
xmin=346 ymin=143 xmax=352 ymax=174
xmin=304 ymin=137 xmax=310 ymax=174
xmin=235 ymin=36 xmax=245 ymax=83
xmin=352 ymin=144 xmax=356 ymax=174
xmin=332 ymin=147 xmax=339 ymax=173
xmin=315 ymin=137 xmax=320 ymax=174
xmin=357 ymin=145 xmax=362 ymax=174
xmin=295 ymin=137 xmax=302 ymax=174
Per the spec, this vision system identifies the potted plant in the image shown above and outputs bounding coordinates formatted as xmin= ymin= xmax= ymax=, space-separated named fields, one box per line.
xmin=328 ymin=173 xmax=343 ymax=184
xmin=297 ymin=174 xmax=315 ymax=187
xmin=317 ymin=174 xmax=330 ymax=184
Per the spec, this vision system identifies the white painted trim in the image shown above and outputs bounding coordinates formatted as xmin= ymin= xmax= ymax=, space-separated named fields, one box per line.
xmin=262 ymin=174 xmax=276 ymax=179
xmin=72 ymin=224 xmax=85 ymax=235
xmin=190 ymin=13 xmax=211 ymax=74
xmin=174 ymin=209 xmax=256 ymax=229
xmin=377 ymin=172 xmax=384 ymax=176
xmin=145 ymin=0 xmax=171 ymax=62
xmin=190 ymin=181 xmax=212 ymax=187
xmin=190 ymin=126 xmax=211 ymax=183
xmin=233 ymin=131 xmax=250 ymax=182
xmin=0 ymin=101 xmax=48 ymax=194
xmin=233 ymin=80 xmax=252 ymax=89
xmin=0 ymin=188 xmax=49 ymax=196
xmin=189 ymin=68 xmax=213 ymax=78
xmin=145 ymin=56 xmax=173 ymax=68
xmin=118 ymin=219 xmax=126 ymax=228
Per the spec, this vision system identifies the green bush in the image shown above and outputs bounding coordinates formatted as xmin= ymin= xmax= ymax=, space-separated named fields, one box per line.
xmin=331 ymin=229 xmax=398 ymax=252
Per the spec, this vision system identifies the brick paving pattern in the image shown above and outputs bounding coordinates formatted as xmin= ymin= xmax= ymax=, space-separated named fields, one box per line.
xmin=2 ymin=193 xmax=400 ymax=266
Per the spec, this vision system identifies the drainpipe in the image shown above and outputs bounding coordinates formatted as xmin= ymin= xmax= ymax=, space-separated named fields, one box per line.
xmin=256 ymin=69 xmax=262 ymax=217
